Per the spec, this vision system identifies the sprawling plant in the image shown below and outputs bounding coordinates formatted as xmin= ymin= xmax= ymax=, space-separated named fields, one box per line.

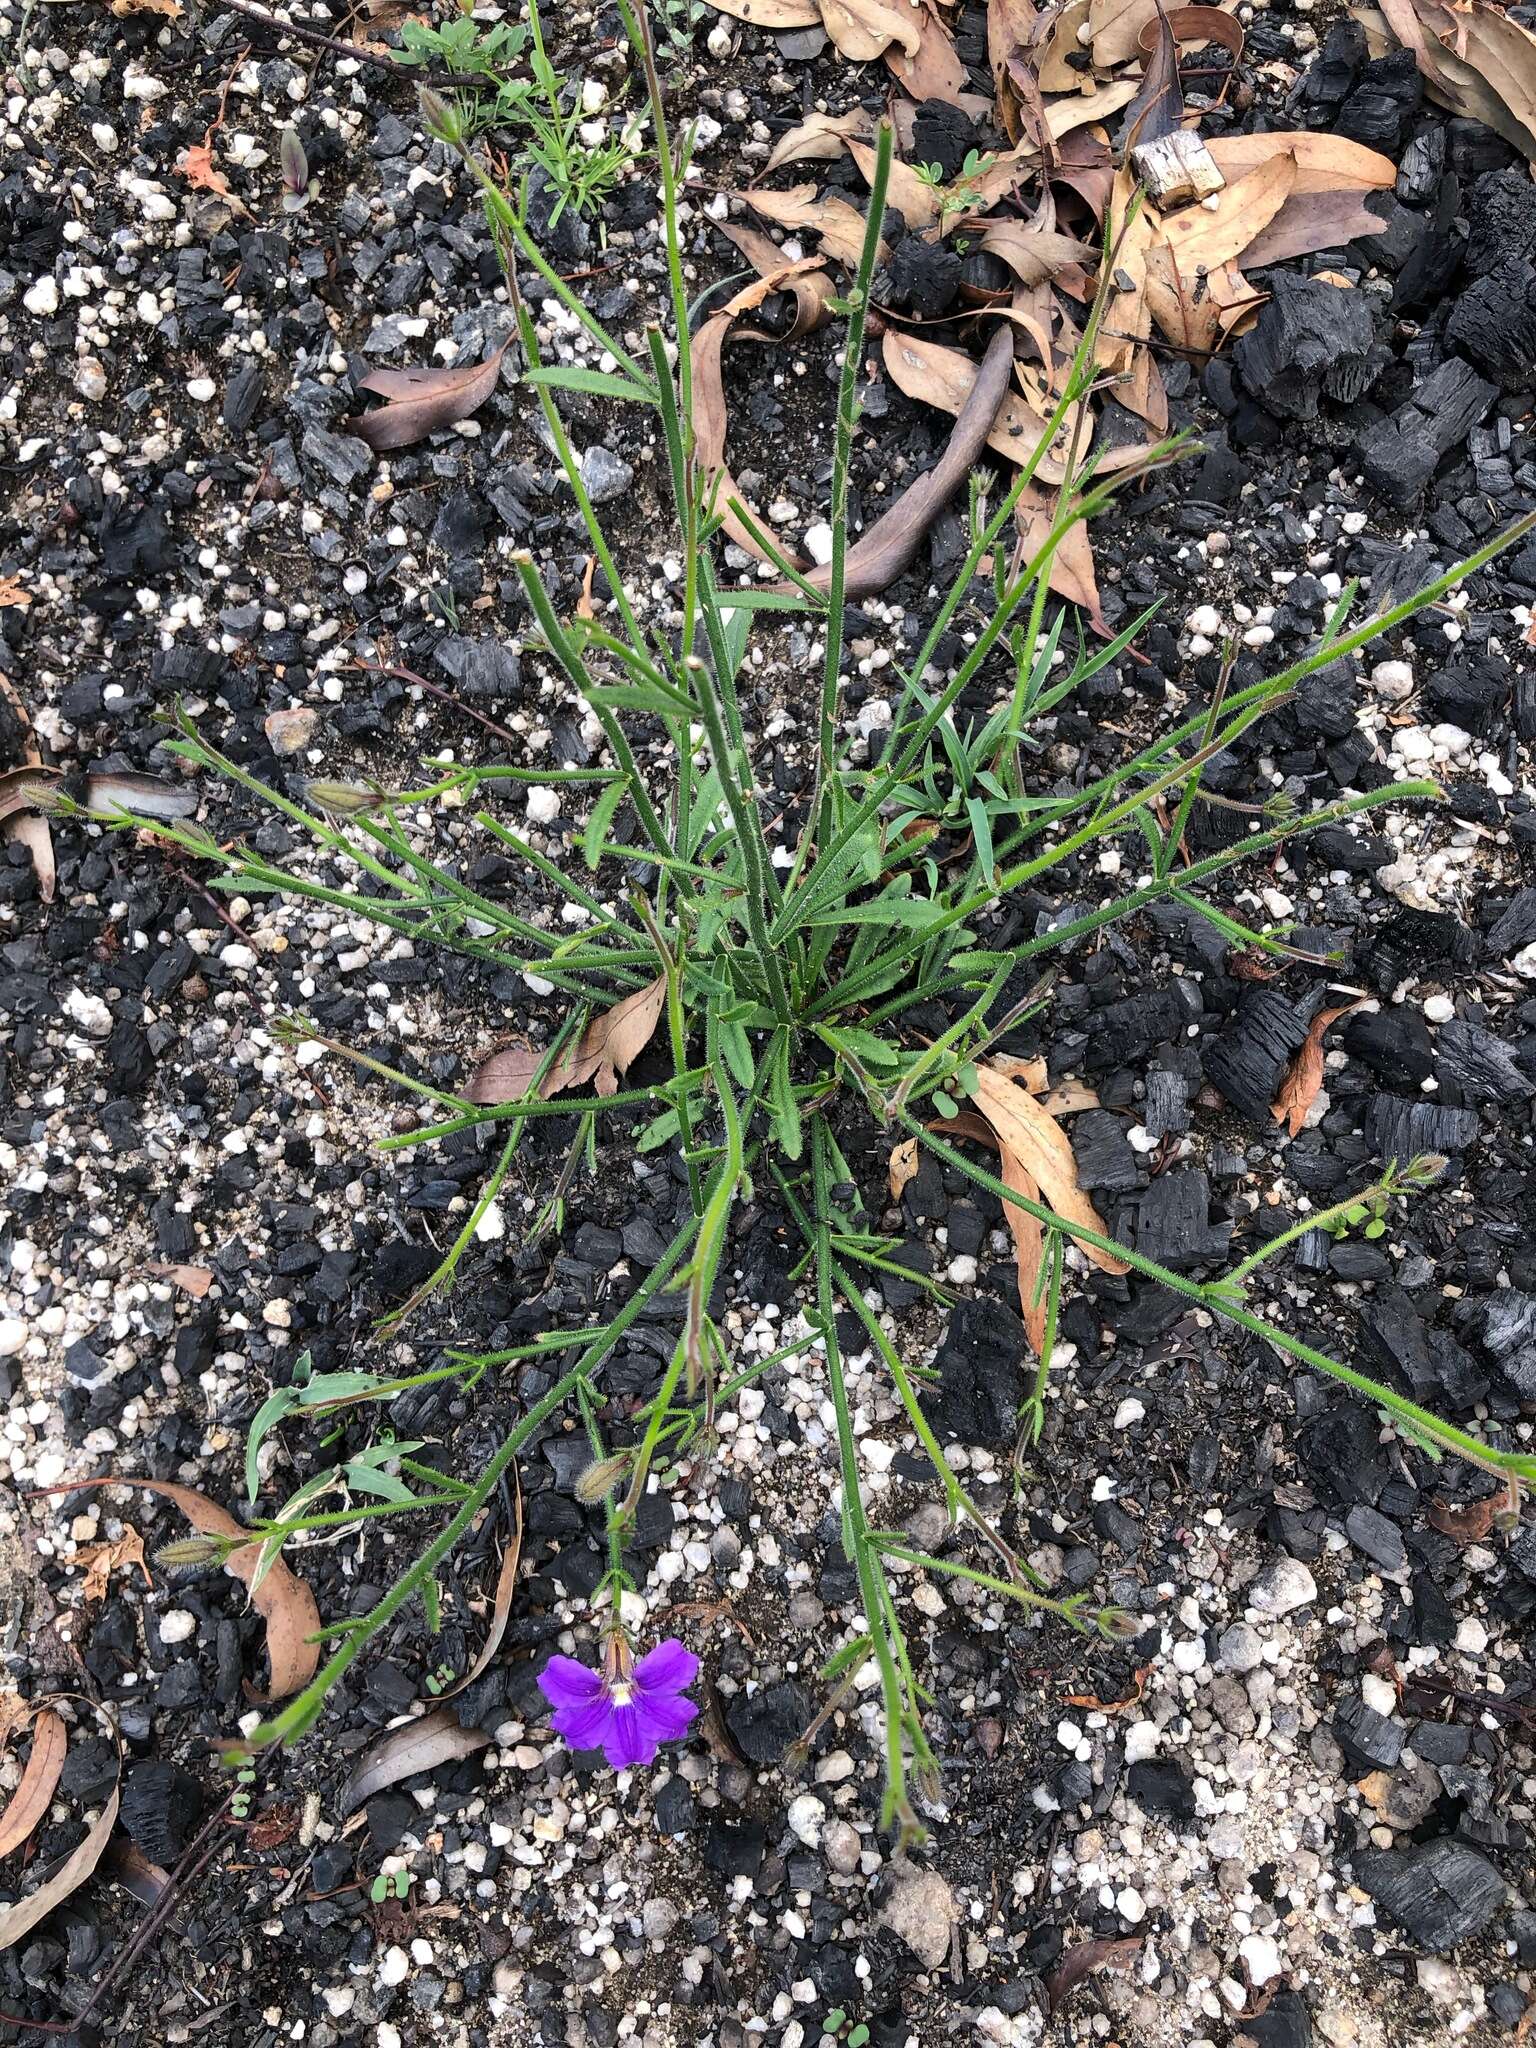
xmin=115 ymin=4 xmax=1534 ymax=1834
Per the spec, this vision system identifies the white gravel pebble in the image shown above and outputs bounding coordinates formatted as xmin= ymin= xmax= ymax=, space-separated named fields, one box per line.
xmin=526 ymin=786 xmax=561 ymax=825
xmin=158 ymin=1609 xmax=196 ymax=1644
xmin=1241 ymin=1933 xmax=1282 ymax=1985
xmin=1113 ymin=1397 xmax=1145 ymax=1430
xmin=1247 ymin=1555 xmax=1316 ymax=1619
xmin=804 ymin=521 xmax=835 ymax=567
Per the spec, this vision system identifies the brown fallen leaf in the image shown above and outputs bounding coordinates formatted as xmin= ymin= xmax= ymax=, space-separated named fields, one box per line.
xmin=706 ymin=0 xmax=820 ymax=23
xmin=32 ymin=1477 xmax=319 ymax=1703
xmin=744 ymin=184 xmax=890 ymax=271
xmin=1426 ymin=1494 xmax=1498 ymax=1544
xmin=0 ymin=1768 xmax=119 ymax=1955
xmin=436 ymin=1480 xmax=522 ymax=1704
xmin=886 ymin=0 xmax=980 ymax=109
xmin=109 ymin=0 xmax=180 ymax=13
xmin=1143 ymin=245 xmax=1258 ymax=355
xmin=1271 ymin=999 xmax=1368 ymax=1138
xmin=716 ymin=224 xmax=835 ymax=341
xmin=0 ymin=677 xmax=54 ymax=905
xmin=1036 ymin=0 xmax=1095 ymax=89
xmin=1122 ymin=0 xmax=1184 ymax=149
xmin=1154 ymin=149 xmax=1297 ymax=274
xmin=467 ymin=974 xmax=666 ymax=1105
xmin=1374 ymin=0 xmax=1536 ymax=162
xmin=845 ymin=137 xmax=940 ymax=231
xmin=1204 ymin=131 xmax=1395 ymax=195
xmin=0 ymin=575 xmax=31 ymax=609
xmin=820 ymin=0 xmax=922 ymax=60
xmin=969 ymin=1060 xmax=1130 ymax=1274
xmin=177 ymin=142 xmax=231 ymax=196
xmin=0 ymin=1711 xmax=67 ymax=1862
xmin=73 ymin=1529 xmax=151 ymax=1605
xmin=880 ymin=329 xmax=1078 ymax=484
xmin=1064 ymin=1664 xmax=1151 ymax=1713
xmin=763 ymin=107 xmax=876 ymax=176
xmin=1089 ymin=0 xmax=1160 ymax=66
xmin=979 ymin=219 xmax=1097 ymax=289
xmin=146 ymin=1261 xmax=215 ymax=1298
xmin=1240 ymin=186 xmax=1393 ymax=269
xmin=889 ymin=1136 xmax=920 ymax=1202
xmin=929 ymin=1109 xmax=1051 ymax=1351
xmin=103 ymin=1837 xmax=170 ymax=1906
xmin=1044 ymin=1934 xmax=1143 ymax=2014
xmin=345 ymin=337 xmax=511 ymax=453
xmin=776 ymin=325 xmax=1018 ymax=600
xmin=340 ymin=1704 xmax=493 ymax=1816
xmin=988 ymin=0 xmax=1043 ymax=144
xmin=1015 ymin=481 xmax=1109 ymax=637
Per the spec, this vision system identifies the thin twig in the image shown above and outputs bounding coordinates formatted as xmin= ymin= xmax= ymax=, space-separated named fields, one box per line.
xmin=356 ymin=659 xmax=522 ymax=753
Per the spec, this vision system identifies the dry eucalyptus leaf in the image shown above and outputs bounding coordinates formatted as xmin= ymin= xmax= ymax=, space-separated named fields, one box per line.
xmin=970 ymin=1061 xmax=1130 ymax=1274
xmin=763 ymin=107 xmax=876 ymax=176
xmin=927 ymin=1110 xmax=1050 ymax=1352
xmin=146 ymin=1262 xmax=215 ymax=1298
xmin=888 ymin=1137 xmax=920 ymax=1202
xmin=744 ymin=184 xmax=890 ymax=270
xmin=880 ymin=330 xmax=1077 ymax=483
xmin=845 ymin=137 xmax=940 ymax=230
xmin=820 ymin=0 xmax=922 ymax=61
xmin=1204 ymin=130 xmax=1395 ymax=193
xmin=73 ymin=1529 xmax=150 ymax=1605
xmin=35 ymin=1477 xmax=320 ymax=1703
xmin=980 ymin=220 xmax=1097 ymax=288
xmin=345 ymin=338 xmax=511 ymax=453
xmin=706 ymin=0 xmax=820 ymax=23
xmin=1015 ymin=481 xmax=1110 ymax=636
xmin=1271 ymin=1000 xmax=1369 ymax=1138
xmin=0 ymin=1711 xmax=67 ymax=1862
xmin=340 ymin=1706 xmax=492 ymax=1816
xmin=0 ymin=1718 xmax=119 ymax=1957
xmin=0 ymin=576 xmax=31 ymax=609
xmin=717 ymin=225 xmax=835 ymax=340
xmin=1373 ymin=0 xmax=1536 ymax=161
xmin=1240 ymin=186 xmax=1393 ymax=268
xmin=886 ymin=0 xmax=980 ymax=109
xmin=1154 ymin=149 xmax=1297 ymax=273
xmin=1036 ymin=0 xmax=1096 ymax=89
xmin=468 ymin=976 xmax=666 ymax=1105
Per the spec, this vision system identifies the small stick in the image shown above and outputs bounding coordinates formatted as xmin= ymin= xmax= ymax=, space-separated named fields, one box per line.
xmin=356 ymin=658 xmax=522 ymax=753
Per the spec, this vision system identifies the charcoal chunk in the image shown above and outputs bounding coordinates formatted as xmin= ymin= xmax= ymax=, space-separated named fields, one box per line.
xmin=1446 ymin=257 xmax=1536 ymax=389
xmin=1335 ymin=1696 xmax=1405 ymax=1771
xmin=1466 ymin=1291 xmax=1536 ymax=1399
xmin=1135 ymin=1169 xmax=1232 ymax=1270
xmin=1235 ymin=274 xmax=1378 ymax=420
xmin=1360 ymin=1285 xmax=1488 ymax=1408
xmin=1358 ymin=908 xmax=1478 ymax=993
xmin=1355 ymin=358 xmax=1498 ymax=507
xmin=1434 ymin=1019 xmax=1532 ymax=1103
xmin=1071 ymin=1110 xmax=1140 ymax=1194
xmin=1143 ymin=1068 xmax=1190 ymax=1141
xmin=1344 ymin=1503 xmax=1407 ymax=1573
xmin=120 ymin=1759 xmax=203 ymax=1869
xmin=923 ymin=1298 xmax=1023 ymax=1444
xmin=1464 ymin=168 xmax=1536 ymax=277
xmin=1487 ymin=887 xmax=1536 ymax=956
xmin=1203 ymin=988 xmax=1310 ymax=1122
xmin=1354 ymin=1837 xmax=1506 ymax=1951
xmin=1126 ymin=1757 xmax=1196 ymax=1820
xmin=1334 ymin=49 xmax=1422 ymax=155
xmin=1364 ymin=1094 xmax=1480 ymax=1161
xmin=1342 ymin=1007 xmax=1436 ymax=1086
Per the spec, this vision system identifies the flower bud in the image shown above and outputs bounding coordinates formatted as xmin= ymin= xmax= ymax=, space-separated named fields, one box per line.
xmin=418 ymin=88 xmax=462 ymax=148
xmin=574 ymin=1454 xmax=629 ymax=1505
xmin=156 ymin=1533 xmax=235 ymax=1569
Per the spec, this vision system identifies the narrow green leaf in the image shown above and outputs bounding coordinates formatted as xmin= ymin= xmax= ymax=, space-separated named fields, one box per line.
xmin=521 ymin=366 xmax=653 ymax=402
xmin=582 ymin=777 xmax=627 ymax=870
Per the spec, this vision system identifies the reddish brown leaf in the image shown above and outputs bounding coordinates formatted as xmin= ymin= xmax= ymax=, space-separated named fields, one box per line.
xmin=1044 ymin=1935 xmax=1143 ymax=2014
xmin=31 ymin=1477 xmax=319 ymax=1703
xmin=0 ymin=575 xmax=31 ymax=609
xmin=0 ymin=1711 xmax=67 ymax=1862
xmin=970 ymin=1062 xmax=1129 ymax=1276
xmin=1015 ymin=482 xmax=1108 ymax=637
xmin=345 ymin=338 xmax=511 ymax=453
xmin=1427 ymin=1495 xmax=1498 ymax=1544
xmin=1271 ymin=1000 xmax=1368 ymax=1138
xmin=73 ymin=1529 xmax=150 ymax=1605
xmin=716 ymin=224 xmax=835 ymax=341
xmin=146 ymin=1261 xmax=214 ymax=1298
xmin=467 ymin=975 xmax=666 ymax=1106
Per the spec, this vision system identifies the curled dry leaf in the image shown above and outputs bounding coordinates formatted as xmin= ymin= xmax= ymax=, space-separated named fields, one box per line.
xmin=1122 ymin=0 xmax=1184 ymax=149
xmin=1271 ymin=999 xmax=1369 ymax=1138
xmin=1426 ymin=1494 xmax=1499 ymax=1544
xmin=436 ymin=1480 xmax=522 ymax=1704
xmin=1015 ymin=481 xmax=1109 ymax=637
xmin=340 ymin=1705 xmax=492 ymax=1816
xmin=0 ymin=575 xmax=31 ymax=609
xmin=34 ymin=1476 xmax=320 ymax=1703
xmin=1037 ymin=0 xmax=1096 ymax=89
xmin=1240 ymin=186 xmax=1392 ymax=268
xmin=979 ymin=219 xmax=1097 ymax=289
xmin=1374 ymin=0 xmax=1536 ymax=163
xmin=0 ymin=1711 xmax=67 ymax=1862
xmin=969 ymin=1060 xmax=1130 ymax=1274
xmin=467 ymin=974 xmax=666 ymax=1105
xmin=345 ymin=337 xmax=511 ymax=453
xmin=706 ymin=0 xmax=820 ymax=23
xmin=888 ymin=1136 xmax=920 ymax=1202
xmin=1044 ymin=1935 xmax=1144 ymax=2015
xmin=820 ymin=0 xmax=922 ymax=61
xmin=763 ymin=107 xmax=876 ymax=176
xmin=778 ymin=325 xmax=1018 ymax=600
xmin=880 ymin=329 xmax=1077 ymax=483
xmin=717 ymin=225 xmax=835 ymax=341
xmin=886 ymin=0 xmax=979 ymax=109
xmin=73 ymin=1528 xmax=151 ymax=1605
xmin=744 ymin=184 xmax=889 ymax=270
xmin=0 ymin=1702 xmax=119 ymax=1956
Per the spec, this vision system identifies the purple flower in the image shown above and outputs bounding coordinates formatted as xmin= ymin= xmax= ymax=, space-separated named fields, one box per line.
xmin=538 ymin=1636 xmax=699 ymax=1770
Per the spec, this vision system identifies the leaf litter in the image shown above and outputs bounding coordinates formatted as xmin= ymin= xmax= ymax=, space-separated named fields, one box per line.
xmin=466 ymin=974 xmax=667 ymax=1104
xmin=0 ymin=1710 xmax=68 ymax=1862
xmin=345 ymin=335 xmax=513 ymax=452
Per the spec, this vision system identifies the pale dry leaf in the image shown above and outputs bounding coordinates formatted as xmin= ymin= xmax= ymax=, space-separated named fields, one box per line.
xmin=845 ymin=137 xmax=940 ymax=230
xmin=988 ymin=0 xmax=1043 ymax=142
xmin=467 ymin=976 xmax=667 ymax=1105
xmin=886 ymin=0 xmax=981 ymax=108
xmin=1037 ymin=0 xmax=1096 ymax=89
xmin=990 ymin=1051 xmax=1050 ymax=1092
xmin=146 ymin=1261 xmax=215 ymax=1298
xmin=888 ymin=1136 xmax=920 ymax=1202
xmin=1144 ymin=245 xmax=1258 ymax=353
xmin=0 ymin=576 xmax=31 ymax=609
xmin=763 ymin=107 xmax=876 ymax=176
xmin=0 ymin=1780 xmax=119 ymax=1954
xmin=1038 ymin=1080 xmax=1101 ymax=1116
xmin=345 ymin=338 xmax=511 ymax=453
xmin=7 ymin=813 xmax=54 ymax=906
xmin=717 ymin=226 xmax=835 ymax=341
xmin=340 ymin=1706 xmax=492 ymax=1816
xmin=437 ymin=1481 xmax=522 ymax=1704
xmin=744 ymin=184 xmax=889 ymax=270
xmin=1240 ymin=186 xmax=1393 ymax=268
xmin=706 ymin=0 xmax=820 ymax=22
xmin=37 ymin=1477 xmax=320 ymax=1703
xmin=928 ymin=1110 xmax=1051 ymax=1351
xmin=109 ymin=0 xmax=181 ymax=14
xmin=820 ymin=0 xmax=922 ymax=61
xmin=970 ymin=1061 xmax=1130 ymax=1274
xmin=1271 ymin=999 xmax=1369 ymax=1137
xmin=1089 ymin=0 xmax=1161 ymax=66
xmin=178 ymin=143 xmax=231 ymax=195
xmin=1204 ymin=130 xmax=1395 ymax=194
xmin=0 ymin=1711 xmax=67 ymax=1862
xmin=1154 ymin=148 xmax=1297 ymax=272
xmin=74 ymin=1529 xmax=150 ymax=1605
xmin=880 ymin=330 xmax=1078 ymax=484
xmin=980 ymin=220 xmax=1097 ymax=288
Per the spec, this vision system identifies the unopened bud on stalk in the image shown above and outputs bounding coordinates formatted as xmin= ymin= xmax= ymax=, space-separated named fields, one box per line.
xmin=156 ymin=1533 xmax=237 ymax=1569
xmin=574 ymin=1454 xmax=629 ymax=1505
xmin=418 ymin=88 xmax=462 ymax=148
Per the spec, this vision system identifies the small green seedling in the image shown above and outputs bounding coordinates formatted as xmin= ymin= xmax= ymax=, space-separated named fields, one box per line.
xmin=820 ymin=2013 xmax=871 ymax=2048
xmin=370 ymin=1870 xmax=414 ymax=1904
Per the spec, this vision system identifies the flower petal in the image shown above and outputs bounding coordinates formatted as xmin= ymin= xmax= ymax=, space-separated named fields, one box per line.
xmin=538 ymin=1653 xmax=603 ymax=1713
xmin=603 ymin=1701 xmax=659 ymax=1771
xmin=550 ymin=1692 xmax=616 ymax=1753
xmin=632 ymin=1638 xmax=699 ymax=1699
xmin=634 ymin=1690 xmax=697 ymax=1748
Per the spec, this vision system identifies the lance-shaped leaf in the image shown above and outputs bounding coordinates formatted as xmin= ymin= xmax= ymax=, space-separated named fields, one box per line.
xmin=345 ymin=336 xmax=512 ymax=453
xmin=340 ymin=1705 xmax=492 ymax=1816
xmin=968 ymin=1060 xmax=1130 ymax=1274
xmin=467 ymin=974 xmax=666 ymax=1104
xmin=0 ymin=1711 xmax=67 ymax=1862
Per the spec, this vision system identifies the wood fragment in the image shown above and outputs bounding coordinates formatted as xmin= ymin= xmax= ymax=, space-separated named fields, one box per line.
xmin=1131 ymin=129 xmax=1226 ymax=207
